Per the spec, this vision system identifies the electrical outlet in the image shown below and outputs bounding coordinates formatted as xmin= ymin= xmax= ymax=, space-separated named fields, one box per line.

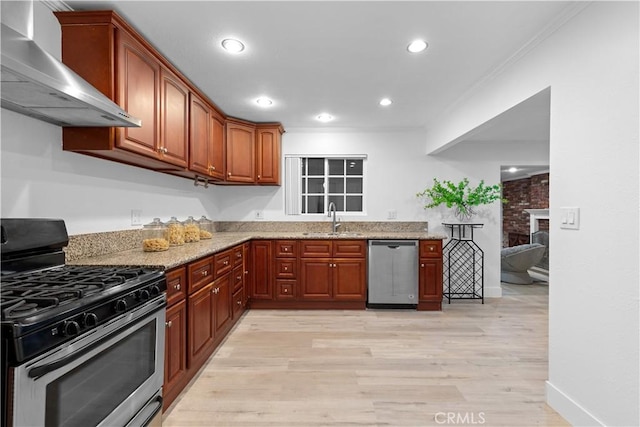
xmin=131 ymin=209 xmax=142 ymax=226
xmin=387 ymin=210 xmax=397 ymax=220
xmin=255 ymin=210 xmax=264 ymax=220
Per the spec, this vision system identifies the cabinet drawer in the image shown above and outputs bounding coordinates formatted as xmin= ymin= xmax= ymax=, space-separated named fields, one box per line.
xmin=333 ymin=240 xmax=366 ymax=258
xmin=165 ymin=267 xmax=186 ymax=307
xmin=420 ymin=240 xmax=442 ymax=258
xmin=215 ymin=249 xmax=233 ymax=277
xmin=275 ymin=240 xmax=297 ymax=257
xmin=275 ymin=259 xmax=296 ymax=279
xmin=187 ymin=256 xmax=214 ymax=294
xmin=300 ymin=240 xmax=332 ymax=257
xmin=275 ymin=280 xmax=296 ymax=300
xmin=233 ymin=245 xmax=244 ymax=266
xmin=232 ymin=265 xmax=244 ymax=293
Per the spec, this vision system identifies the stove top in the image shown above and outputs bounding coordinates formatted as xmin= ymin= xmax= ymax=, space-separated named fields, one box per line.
xmin=1 ymin=265 xmax=160 ymax=321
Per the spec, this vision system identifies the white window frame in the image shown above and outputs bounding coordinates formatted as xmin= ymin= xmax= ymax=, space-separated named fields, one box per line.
xmin=284 ymin=154 xmax=367 ymax=216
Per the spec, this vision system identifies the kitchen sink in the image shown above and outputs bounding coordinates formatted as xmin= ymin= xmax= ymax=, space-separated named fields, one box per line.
xmin=301 ymin=232 xmax=362 ymax=237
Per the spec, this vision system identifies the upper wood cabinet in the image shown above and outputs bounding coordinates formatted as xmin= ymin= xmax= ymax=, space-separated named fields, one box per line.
xmin=209 ymin=111 xmax=226 ymax=180
xmin=55 ymin=11 xmax=188 ymax=172
xmin=55 ymin=10 xmax=283 ymax=185
xmin=226 ymin=119 xmax=256 ymax=183
xmin=188 ymin=93 xmax=211 ymax=175
xmin=160 ymin=68 xmax=189 ymax=168
xmin=256 ymin=124 xmax=284 ymax=185
xmin=189 ymin=93 xmax=225 ymax=181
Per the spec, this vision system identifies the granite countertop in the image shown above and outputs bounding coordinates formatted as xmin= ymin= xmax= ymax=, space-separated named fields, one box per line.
xmin=69 ymin=231 xmax=446 ymax=270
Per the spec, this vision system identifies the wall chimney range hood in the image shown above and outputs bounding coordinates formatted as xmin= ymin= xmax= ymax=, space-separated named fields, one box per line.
xmin=1 ymin=23 xmax=141 ymax=127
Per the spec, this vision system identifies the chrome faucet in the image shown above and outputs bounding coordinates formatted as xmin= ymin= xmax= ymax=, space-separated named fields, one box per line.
xmin=328 ymin=202 xmax=341 ymax=234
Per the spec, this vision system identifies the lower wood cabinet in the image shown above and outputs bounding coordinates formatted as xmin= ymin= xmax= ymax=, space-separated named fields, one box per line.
xmin=163 ymin=267 xmax=187 ymax=411
xmin=213 ymin=273 xmax=232 ymax=337
xmin=418 ymin=240 xmax=444 ymax=310
xmin=251 ymin=240 xmax=273 ymax=300
xmin=163 ymin=299 xmax=187 ymax=409
xmin=299 ymin=240 xmax=366 ymax=302
xmin=187 ymin=283 xmax=215 ymax=368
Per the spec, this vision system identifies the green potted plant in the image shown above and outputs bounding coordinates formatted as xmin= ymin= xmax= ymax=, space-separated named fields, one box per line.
xmin=416 ymin=178 xmax=507 ymax=221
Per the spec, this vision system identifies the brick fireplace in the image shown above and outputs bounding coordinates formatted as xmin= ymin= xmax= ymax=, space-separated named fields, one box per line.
xmin=502 ymin=173 xmax=549 ymax=247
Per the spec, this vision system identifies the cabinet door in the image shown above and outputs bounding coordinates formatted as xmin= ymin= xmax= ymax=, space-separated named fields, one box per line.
xmin=213 ymin=273 xmax=232 ymax=336
xmin=251 ymin=241 xmax=273 ymax=300
xmin=160 ymin=67 xmax=188 ymax=168
xmin=209 ymin=111 xmax=226 ymax=180
xmin=232 ymin=287 xmax=244 ymax=318
xmin=275 ymin=279 xmax=296 ymax=300
xmin=116 ymin=30 xmax=160 ymax=156
xmin=256 ymin=126 xmax=281 ymax=185
xmin=189 ymin=93 xmax=211 ymax=176
xmin=243 ymin=243 xmax=251 ymax=305
xmin=299 ymin=259 xmax=332 ymax=299
xmin=188 ymin=284 xmax=214 ymax=367
xmin=164 ymin=300 xmax=187 ymax=400
xmin=226 ymin=121 xmax=255 ymax=183
xmin=419 ymin=259 xmax=443 ymax=306
xmin=333 ymin=259 xmax=366 ymax=301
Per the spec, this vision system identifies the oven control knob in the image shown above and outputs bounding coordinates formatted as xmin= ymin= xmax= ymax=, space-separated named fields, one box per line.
xmin=83 ymin=313 xmax=98 ymax=327
xmin=114 ymin=299 xmax=128 ymax=313
xmin=62 ymin=321 xmax=80 ymax=337
xmin=150 ymin=285 xmax=161 ymax=296
xmin=138 ymin=289 xmax=150 ymax=301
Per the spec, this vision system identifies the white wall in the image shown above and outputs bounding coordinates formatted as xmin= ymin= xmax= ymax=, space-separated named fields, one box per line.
xmin=425 ymin=2 xmax=640 ymax=426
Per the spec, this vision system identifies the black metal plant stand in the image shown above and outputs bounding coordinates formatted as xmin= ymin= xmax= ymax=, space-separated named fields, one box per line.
xmin=442 ymin=223 xmax=484 ymax=304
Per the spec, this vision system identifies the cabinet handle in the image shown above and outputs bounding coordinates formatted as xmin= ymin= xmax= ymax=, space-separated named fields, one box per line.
xmin=174 ymin=284 xmax=181 ymax=290
xmin=257 ymin=175 xmax=261 ymax=179
xmin=209 ymin=165 xmax=216 ymax=171
xmin=245 ymin=270 xmax=249 ymax=275
xmin=223 ymin=260 xmax=229 ymax=265
xmin=284 ymin=247 xmax=288 ymax=251
xmin=421 ymin=263 xmax=425 ymax=268
xmin=201 ymin=270 xmax=208 ymax=276
xmin=284 ymin=288 xmax=288 ymax=293
xmin=237 ymin=301 xmax=242 ymax=305
xmin=228 ymin=172 xmax=232 ymax=177
xmin=284 ymin=267 xmax=288 ymax=271
xmin=237 ymin=276 xmax=242 ymax=281
xmin=166 ymin=320 xmax=173 ymax=328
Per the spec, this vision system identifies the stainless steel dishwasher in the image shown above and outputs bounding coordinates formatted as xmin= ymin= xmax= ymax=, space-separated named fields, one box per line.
xmin=367 ymin=240 xmax=418 ymax=308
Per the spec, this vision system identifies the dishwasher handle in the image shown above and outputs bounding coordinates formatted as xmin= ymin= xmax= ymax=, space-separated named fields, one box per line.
xmin=369 ymin=240 xmax=418 ymax=248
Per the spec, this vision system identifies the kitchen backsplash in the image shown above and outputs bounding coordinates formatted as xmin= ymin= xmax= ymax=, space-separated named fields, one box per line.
xmin=65 ymin=221 xmax=428 ymax=261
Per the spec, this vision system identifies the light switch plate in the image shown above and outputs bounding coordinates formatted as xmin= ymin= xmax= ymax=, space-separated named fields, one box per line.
xmin=560 ymin=207 xmax=580 ymax=230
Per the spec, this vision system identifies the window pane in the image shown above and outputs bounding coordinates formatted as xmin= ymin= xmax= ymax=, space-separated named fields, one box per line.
xmin=307 ymin=158 xmax=324 ymax=175
xmin=346 ymin=196 xmax=363 ymax=212
xmin=346 ymin=178 xmax=362 ymax=194
xmin=328 ymin=178 xmax=344 ymax=193
xmin=307 ymin=196 xmax=324 ymax=213
xmin=307 ymin=178 xmax=324 ymax=194
xmin=346 ymin=159 xmax=363 ymax=175
xmin=328 ymin=159 xmax=344 ymax=176
xmin=302 ymin=196 xmax=307 ymax=214
xmin=328 ymin=196 xmax=344 ymax=211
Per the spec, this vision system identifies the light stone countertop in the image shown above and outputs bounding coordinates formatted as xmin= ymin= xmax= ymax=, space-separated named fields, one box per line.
xmin=68 ymin=231 xmax=446 ymax=270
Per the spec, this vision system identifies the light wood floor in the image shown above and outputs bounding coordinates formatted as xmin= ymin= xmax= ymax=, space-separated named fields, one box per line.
xmin=163 ymin=283 xmax=568 ymax=426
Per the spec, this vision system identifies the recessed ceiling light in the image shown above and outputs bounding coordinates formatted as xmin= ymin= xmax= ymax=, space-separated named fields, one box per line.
xmin=508 ymin=167 xmax=518 ymax=173
xmin=316 ymin=113 xmax=334 ymax=122
xmin=379 ymin=98 xmax=392 ymax=106
xmin=407 ymin=39 xmax=428 ymax=53
xmin=255 ymin=97 xmax=273 ymax=107
xmin=221 ymin=38 xmax=245 ymax=53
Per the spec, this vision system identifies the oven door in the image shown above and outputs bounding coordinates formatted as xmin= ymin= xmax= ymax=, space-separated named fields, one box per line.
xmin=10 ymin=297 xmax=165 ymax=427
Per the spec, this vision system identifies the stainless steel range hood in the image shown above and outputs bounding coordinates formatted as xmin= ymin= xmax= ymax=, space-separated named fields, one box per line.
xmin=1 ymin=23 xmax=141 ymax=127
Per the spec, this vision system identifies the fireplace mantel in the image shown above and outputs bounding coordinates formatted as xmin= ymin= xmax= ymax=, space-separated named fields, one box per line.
xmin=524 ymin=209 xmax=549 ymax=236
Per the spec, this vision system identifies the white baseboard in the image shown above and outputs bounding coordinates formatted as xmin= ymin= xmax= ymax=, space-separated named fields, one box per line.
xmin=484 ymin=286 xmax=502 ymax=298
xmin=546 ymin=380 xmax=604 ymax=426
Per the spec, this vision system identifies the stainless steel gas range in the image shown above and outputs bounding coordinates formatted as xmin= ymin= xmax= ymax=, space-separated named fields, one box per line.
xmin=1 ymin=219 xmax=166 ymax=427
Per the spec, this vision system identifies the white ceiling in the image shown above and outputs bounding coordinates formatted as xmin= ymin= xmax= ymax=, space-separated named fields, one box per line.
xmin=63 ymin=0 xmax=566 ymax=139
